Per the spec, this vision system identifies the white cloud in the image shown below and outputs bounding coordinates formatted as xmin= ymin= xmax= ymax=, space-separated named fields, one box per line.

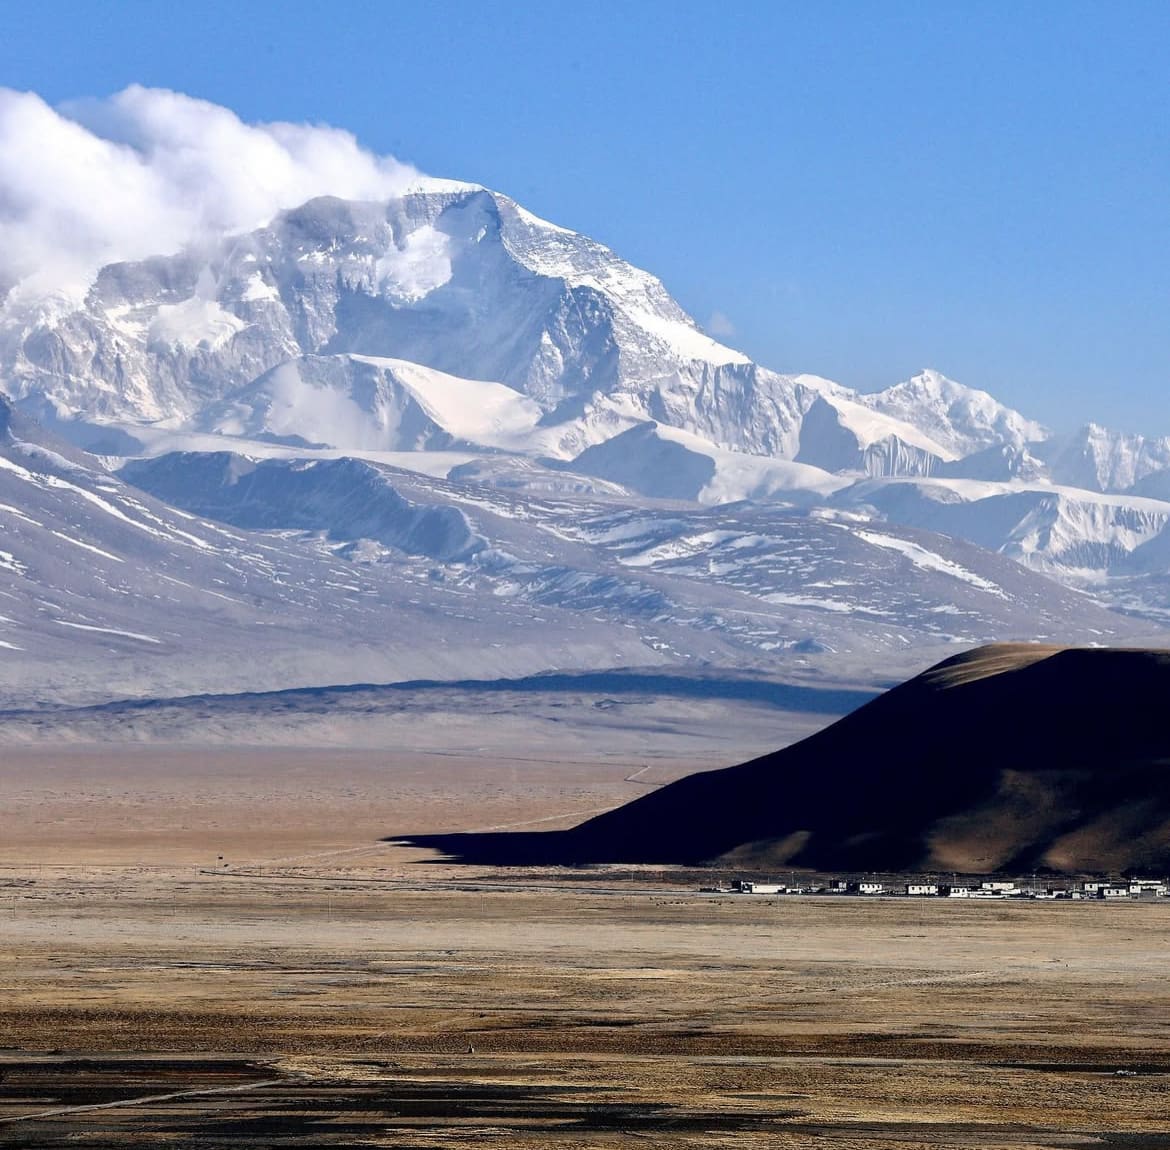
xmin=0 ymin=86 xmax=422 ymax=307
xmin=706 ymin=310 xmax=736 ymax=338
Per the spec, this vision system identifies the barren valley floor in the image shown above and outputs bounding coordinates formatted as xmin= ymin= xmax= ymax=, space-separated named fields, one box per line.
xmin=2 ymin=746 xmax=1170 ymax=1148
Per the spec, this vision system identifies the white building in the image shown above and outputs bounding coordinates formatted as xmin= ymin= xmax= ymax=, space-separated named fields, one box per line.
xmin=1127 ymin=880 xmax=1167 ymax=897
xmin=905 ymin=883 xmax=939 ymax=896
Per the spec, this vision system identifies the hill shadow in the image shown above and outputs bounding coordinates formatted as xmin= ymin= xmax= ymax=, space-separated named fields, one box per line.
xmin=0 ymin=669 xmax=880 ymax=723
xmin=392 ymin=645 xmax=1170 ymax=875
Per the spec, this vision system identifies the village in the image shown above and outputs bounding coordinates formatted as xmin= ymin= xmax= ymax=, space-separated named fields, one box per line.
xmin=716 ymin=878 xmax=1170 ymax=900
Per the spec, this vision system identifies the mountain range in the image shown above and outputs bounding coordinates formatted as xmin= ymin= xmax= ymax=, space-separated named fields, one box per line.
xmin=0 ymin=178 xmax=1167 ymax=702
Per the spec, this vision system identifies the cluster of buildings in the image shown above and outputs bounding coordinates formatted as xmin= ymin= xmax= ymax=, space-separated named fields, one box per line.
xmin=720 ymin=878 xmax=1170 ymax=900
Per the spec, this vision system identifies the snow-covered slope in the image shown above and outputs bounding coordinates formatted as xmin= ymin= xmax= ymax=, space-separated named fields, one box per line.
xmin=834 ymin=476 xmax=1170 ymax=581
xmin=0 ymin=381 xmax=1155 ymax=710
xmin=935 ymin=442 xmax=1048 ymax=483
xmin=121 ymin=451 xmax=487 ymax=563
xmin=204 ymin=353 xmax=544 ymax=452
xmin=121 ymin=447 xmax=1140 ymax=668
xmin=1035 ymin=423 xmax=1170 ymax=494
xmin=794 ymin=393 xmax=954 ymax=477
xmin=571 ymin=421 xmax=847 ymax=504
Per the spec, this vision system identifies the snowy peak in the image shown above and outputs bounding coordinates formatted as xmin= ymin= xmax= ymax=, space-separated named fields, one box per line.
xmin=492 ymin=193 xmax=750 ymax=369
xmin=0 ymin=182 xmax=1073 ymax=495
xmin=0 ymin=183 xmax=759 ymax=431
xmin=252 ymin=186 xmax=753 ymax=382
xmin=1037 ymin=422 xmax=1170 ymax=494
xmin=861 ymin=370 xmax=1048 ymax=458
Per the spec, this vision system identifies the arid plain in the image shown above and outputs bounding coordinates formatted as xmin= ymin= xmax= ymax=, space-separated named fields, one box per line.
xmin=4 ymin=708 xmax=1170 ymax=1148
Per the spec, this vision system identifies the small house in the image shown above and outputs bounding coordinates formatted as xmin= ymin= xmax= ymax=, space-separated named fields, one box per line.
xmin=905 ymin=883 xmax=938 ymax=896
xmin=1127 ymin=881 xmax=1166 ymax=897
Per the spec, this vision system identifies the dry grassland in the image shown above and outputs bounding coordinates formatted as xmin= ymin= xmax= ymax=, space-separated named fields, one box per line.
xmin=2 ymin=746 xmax=1170 ymax=1147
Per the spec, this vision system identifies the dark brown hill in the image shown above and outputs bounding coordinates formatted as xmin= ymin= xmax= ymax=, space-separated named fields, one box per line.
xmin=398 ymin=645 xmax=1170 ymax=874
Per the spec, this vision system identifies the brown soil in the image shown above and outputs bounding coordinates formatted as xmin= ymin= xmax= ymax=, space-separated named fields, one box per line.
xmin=2 ymin=745 xmax=1170 ymax=1147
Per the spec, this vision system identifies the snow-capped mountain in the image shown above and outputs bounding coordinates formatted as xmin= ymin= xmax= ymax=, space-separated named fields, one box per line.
xmin=1 ymin=178 xmax=1170 ymax=705
xmin=834 ymin=477 xmax=1170 ymax=577
xmin=0 ymin=183 xmax=1060 ymax=469
xmin=0 ymin=186 xmax=813 ymax=460
xmin=2 ymin=184 xmax=1035 ymax=475
xmin=1035 ymin=423 xmax=1170 ymax=494
xmin=861 ymin=370 xmax=1047 ymax=458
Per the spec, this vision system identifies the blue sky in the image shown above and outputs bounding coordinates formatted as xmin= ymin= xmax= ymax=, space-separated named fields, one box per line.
xmin=3 ymin=1 xmax=1168 ymax=433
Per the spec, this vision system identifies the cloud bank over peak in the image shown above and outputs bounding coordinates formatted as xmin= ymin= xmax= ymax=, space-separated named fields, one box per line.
xmin=0 ymin=86 xmax=422 ymax=307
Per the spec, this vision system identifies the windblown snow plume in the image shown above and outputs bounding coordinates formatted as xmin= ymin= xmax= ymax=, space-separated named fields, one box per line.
xmin=0 ymin=86 xmax=420 ymax=307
